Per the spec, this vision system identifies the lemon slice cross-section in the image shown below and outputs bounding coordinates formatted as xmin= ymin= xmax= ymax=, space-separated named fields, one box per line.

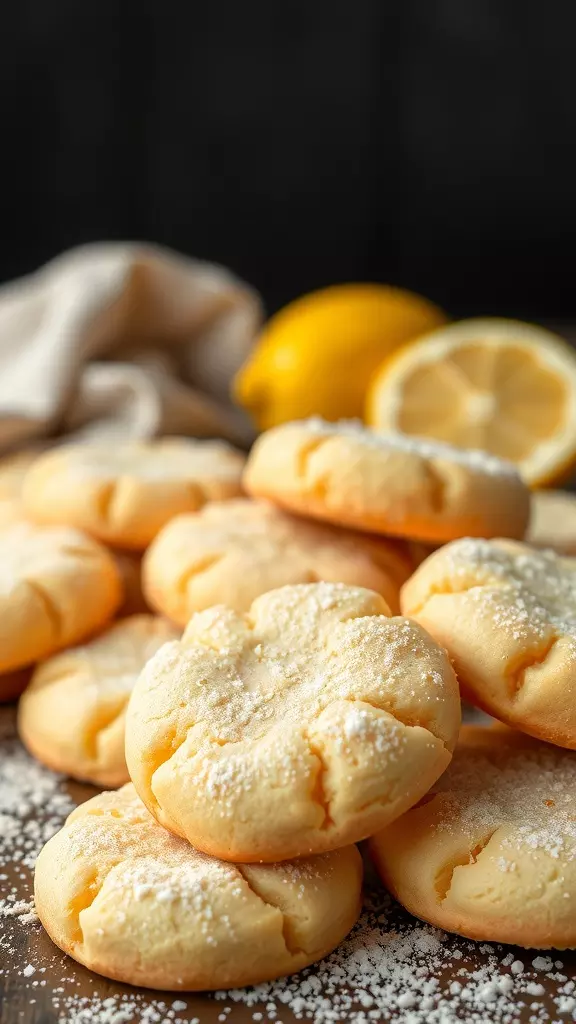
xmin=367 ymin=318 xmax=576 ymax=486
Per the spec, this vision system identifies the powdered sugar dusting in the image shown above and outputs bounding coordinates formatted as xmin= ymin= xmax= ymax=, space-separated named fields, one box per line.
xmin=133 ymin=583 xmax=457 ymax=841
xmin=433 ymin=538 xmax=576 ymax=651
xmin=432 ymin=731 xmax=576 ymax=860
xmin=0 ymin=895 xmax=38 ymax=924
xmin=148 ymin=582 xmax=455 ymax=745
xmin=301 ymin=418 xmax=521 ymax=479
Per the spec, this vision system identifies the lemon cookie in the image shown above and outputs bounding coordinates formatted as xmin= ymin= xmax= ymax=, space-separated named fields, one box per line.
xmin=0 ymin=522 xmax=121 ymax=672
xmin=370 ymin=725 xmax=576 ymax=948
xmin=143 ymin=498 xmax=415 ymax=623
xmin=18 ymin=615 xmax=179 ymax=786
xmin=402 ymin=538 xmax=576 ymax=749
xmin=22 ymin=438 xmax=246 ymax=549
xmin=35 ymin=783 xmax=362 ymax=990
xmin=243 ymin=419 xmax=530 ymax=542
xmin=527 ymin=489 xmax=576 ymax=554
xmin=126 ymin=581 xmax=460 ymax=862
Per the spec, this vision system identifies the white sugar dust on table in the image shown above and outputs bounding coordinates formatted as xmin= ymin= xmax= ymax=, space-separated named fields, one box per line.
xmin=2 ymin=710 xmax=576 ymax=1024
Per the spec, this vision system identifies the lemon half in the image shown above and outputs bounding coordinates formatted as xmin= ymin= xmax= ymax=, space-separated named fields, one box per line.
xmin=367 ymin=318 xmax=576 ymax=486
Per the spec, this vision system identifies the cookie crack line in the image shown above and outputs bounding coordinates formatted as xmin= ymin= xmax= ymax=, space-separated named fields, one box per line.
xmin=295 ymin=436 xmax=331 ymax=497
xmin=235 ymin=867 xmax=306 ymax=958
xmin=296 ymin=435 xmax=331 ymax=479
xmin=190 ymin=480 xmax=213 ymax=508
xmin=404 ymin=579 xmax=509 ymax=617
xmin=26 ymin=579 xmax=63 ymax=641
xmin=306 ymin=736 xmax=334 ymax=831
xmin=60 ymin=544 xmax=101 ymax=563
xmin=81 ymin=805 xmax=128 ymax=821
xmin=67 ymin=868 xmax=108 ymax=945
xmin=337 ymin=694 xmax=451 ymax=752
xmin=434 ymin=827 xmax=501 ymax=903
xmin=84 ymin=698 xmax=128 ymax=761
xmin=304 ymin=699 xmax=450 ymax=831
xmin=505 ymin=635 xmax=559 ymax=700
xmin=175 ymin=553 xmax=226 ymax=596
xmin=147 ymin=723 xmax=197 ymax=811
xmin=94 ymin=480 xmax=118 ymax=527
xmin=425 ymin=461 xmax=447 ymax=515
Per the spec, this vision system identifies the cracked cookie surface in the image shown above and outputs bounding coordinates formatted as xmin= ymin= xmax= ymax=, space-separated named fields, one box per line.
xmin=243 ymin=419 xmax=530 ymax=542
xmin=22 ymin=438 xmax=245 ymax=549
xmin=402 ymin=538 xmax=576 ymax=748
xmin=0 ymin=522 xmax=122 ymax=671
xmin=370 ymin=725 xmax=576 ymax=948
xmin=125 ymin=581 xmax=460 ymax=862
xmin=143 ymin=497 xmax=416 ymax=623
xmin=19 ymin=615 xmax=179 ymax=786
xmin=34 ymin=782 xmax=362 ymax=990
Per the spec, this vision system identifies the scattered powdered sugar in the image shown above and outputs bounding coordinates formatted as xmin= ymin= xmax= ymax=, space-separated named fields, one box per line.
xmin=533 ymin=956 xmax=555 ymax=972
xmin=0 ymin=727 xmax=73 ymax=952
xmin=0 ymin=732 xmax=75 ymax=870
xmin=300 ymin=417 xmax=521 ymax=479
xmin=3 ymin=718 xmax=576 ymax=1023
xmin=5 ymin=882 xmax=576 ymax=1023
xmin=214 ymin=894 xmax=576 ymax=1024
xmin=0 ymin=894 xmax=38 ymax=924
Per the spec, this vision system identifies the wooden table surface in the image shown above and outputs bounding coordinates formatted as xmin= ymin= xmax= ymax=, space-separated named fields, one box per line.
xmin=2 ymin=704 xmax=576 ymax=1024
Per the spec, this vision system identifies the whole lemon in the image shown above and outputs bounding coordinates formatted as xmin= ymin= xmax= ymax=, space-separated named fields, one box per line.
xmin=233 ymin=283 xmax=447 ymax=430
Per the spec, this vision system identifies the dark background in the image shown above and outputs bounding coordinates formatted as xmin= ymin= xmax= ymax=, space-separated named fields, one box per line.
xmin=2 ymin=0 xmax=576 ymax=319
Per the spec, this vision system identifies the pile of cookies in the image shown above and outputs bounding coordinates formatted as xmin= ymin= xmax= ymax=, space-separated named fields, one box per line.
xmin=3 ymin=419 xmax=576 ymax=989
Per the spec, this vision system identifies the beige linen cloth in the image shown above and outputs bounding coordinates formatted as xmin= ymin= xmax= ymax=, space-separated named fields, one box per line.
xmin=0 ymin=243 xmax=263 ymax=452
